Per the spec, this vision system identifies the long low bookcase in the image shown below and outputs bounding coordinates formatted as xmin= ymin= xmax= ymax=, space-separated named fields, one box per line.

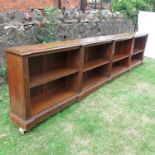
xmin=6 ymin=32 xmax=148 ymax=132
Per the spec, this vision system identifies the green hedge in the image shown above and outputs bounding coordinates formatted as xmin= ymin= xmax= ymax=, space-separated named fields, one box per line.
xmin=112 ymin=0 xmax=153 ymax=26
xmin=0 ymin=66 xmax=7 ymax=77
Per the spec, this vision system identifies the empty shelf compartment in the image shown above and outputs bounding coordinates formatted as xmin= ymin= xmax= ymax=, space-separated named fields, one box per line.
xmin=111 ymin=57 xmax=129 ymax=77
xmin=113 ymin=39 xmax=132 ymax=62
xmin=133 ymin=36 xmax=147 ymax=54
xmin=131 ymin=52 xmax=143 ymax=67
xmin=82 ymin=64 xmax=110 ymax=91
xmin=84 ymin=42 xmax=112 ymax=71
xmin=29 ymin=49 xmax=79 ymax=88
xmin=30 ymin=74 xmax=78 ymax=115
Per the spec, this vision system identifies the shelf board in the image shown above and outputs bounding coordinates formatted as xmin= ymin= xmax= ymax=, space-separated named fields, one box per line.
xmin=112 ymin=54 xmax=129 ymax=62
xmin=31 ymin=88 xmax=77 ymax=115
xmin=30 ymin=67 xmax=78 ymax=88
xmin=133 ymin=49 xmax=143 ymax=55
xmin=131 ymin=59 xmax=142 ymax=68
xmin=82 ymin=75 xmax=108 ymax=91
xmin=84 ymin=59 xmax=109 ymax=72
xmin=111 ymin=66 xmax=128 ymax=78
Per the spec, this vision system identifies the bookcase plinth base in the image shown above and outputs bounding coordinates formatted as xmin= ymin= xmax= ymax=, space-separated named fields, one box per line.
xmin=10 ymin=95 xmax=78 ymax=130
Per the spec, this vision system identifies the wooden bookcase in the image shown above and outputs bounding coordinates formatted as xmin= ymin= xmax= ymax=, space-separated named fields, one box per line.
xmin=6 ymin=33 xmax=148 ymax=132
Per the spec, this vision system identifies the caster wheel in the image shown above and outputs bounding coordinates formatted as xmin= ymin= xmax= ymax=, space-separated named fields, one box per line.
xmin=19 ymin=128 xmax=26 ymax=135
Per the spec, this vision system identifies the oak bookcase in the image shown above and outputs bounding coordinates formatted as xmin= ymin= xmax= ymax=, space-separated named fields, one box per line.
xmin=6 ymin=33 xmax=148 ymax=132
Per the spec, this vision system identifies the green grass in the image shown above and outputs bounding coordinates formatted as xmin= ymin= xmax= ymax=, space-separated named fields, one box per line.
xmin=1 ymin=57 xmax=155 ymax=155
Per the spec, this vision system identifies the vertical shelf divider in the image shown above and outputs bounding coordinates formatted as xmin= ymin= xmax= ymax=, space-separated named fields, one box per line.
xmin=129 ymin=38 xmax=135 ymax=68
xmin=109 ymin=41 xmax=116 ymax=78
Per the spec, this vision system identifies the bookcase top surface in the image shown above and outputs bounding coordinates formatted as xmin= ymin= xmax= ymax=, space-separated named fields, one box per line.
xmin=81 ymin=33 xmax=134 ymax=46
xmin=6 ymin=32 xmax=148 ymax=56
xmin=6 ymin=39 xmax=82 ymax=56
xmin=134 ymin=32 xmax=148 ymax=38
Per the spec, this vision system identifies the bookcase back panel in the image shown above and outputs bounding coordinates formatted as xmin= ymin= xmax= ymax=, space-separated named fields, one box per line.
xmin=47 ymin=52 xmax=67 ymax=71
xmin=115 ymin=40 xmax=132 ymax=55
xmin=30 ymin=85 xmax=43 ymax=98
xmin=85 ymin=47 xmax=101 ymax=62
xmin=47 ymin=78 xmax=67 ymax=93
xmin=84 ymin=44 xmax=112 ymax=63
xmin=29 ymin=56 xmax=43 ymax=77
xmin=67 ymin=50 xmax=80 ymax=68
xmin=134 ymin=37 xmax=147 ymax=51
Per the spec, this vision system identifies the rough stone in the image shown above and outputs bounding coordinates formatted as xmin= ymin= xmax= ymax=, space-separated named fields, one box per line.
xmin=70 ymin=8 xmax=80 ymax=19
xmin=32 ymin=9 xmax=43 ymax=21
xmin=0 ymin=13 xmax=8 ymax=23
xmin=101 ymin=10 xmax=112 ymax=20
xmin=55 ymin=9 xmax=64 ymax=21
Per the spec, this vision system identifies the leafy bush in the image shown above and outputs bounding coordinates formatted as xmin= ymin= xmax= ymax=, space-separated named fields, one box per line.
xmin=112 ymin=0 xmax=152 ymax=26
xmin=145 ymin=0 xmax=155 ymax=11
xmin=0 ymin=66 xmax=7 ymax=77
xmin=39 ymin=6 xmax=58 ymax=43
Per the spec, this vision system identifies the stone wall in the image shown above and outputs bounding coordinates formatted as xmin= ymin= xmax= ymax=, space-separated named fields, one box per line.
xmin=0 ymin=9 xmax=135 ymax=85
xmin=56 ymin=9 xmax=134 ymax=40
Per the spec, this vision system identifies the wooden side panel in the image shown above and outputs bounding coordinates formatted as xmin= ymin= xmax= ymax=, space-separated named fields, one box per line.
xmin=7 ymin=53 xmax=31 ymax=120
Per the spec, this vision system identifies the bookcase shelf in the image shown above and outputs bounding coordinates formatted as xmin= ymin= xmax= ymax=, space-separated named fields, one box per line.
xmin=131 ymin=52 xmax=143 ymax=67
xmin=111 ymin=57 xmax=129 ymax=78
xmin=112 ymin=54 xmax=129 ymax=62
xmin=82 ymin=64 xmax=110 ymax=91
xmin=83 ymin=59 xmax=109 ymax=72
xmin=30 ymin=67 xmax=78 ymax=88
xmin=31 ymin=88 xmax=77 ymax=115
xmin=7 ymin=33 xmax=148 ymax=131
xmin=30 ymin=75 xmax=78 ymax=115
xmin=132 ymin=49 xmax=143 ymax=55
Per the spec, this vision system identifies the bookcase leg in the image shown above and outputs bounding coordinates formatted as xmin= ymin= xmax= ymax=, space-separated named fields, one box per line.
xmin=19 ymin=128 xmax=26 ymax=135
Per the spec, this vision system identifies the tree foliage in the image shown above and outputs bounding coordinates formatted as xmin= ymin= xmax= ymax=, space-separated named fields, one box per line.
xmin=39 ymin=7 xmax=58 ymax=43
xmin=112 ymin=0 xmax=153 ymax=26
xmin=0 ymin=66 xmax=7 ymax=77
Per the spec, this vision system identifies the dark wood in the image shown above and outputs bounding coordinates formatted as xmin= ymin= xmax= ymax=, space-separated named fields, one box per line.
xmin=112 ymin=54 xmax=129 ymax=62
xmin=112 ymin=38 xmax=133 ymax=62
xmin=84 ymin=59 xmax=109 ymax=72
xmin=6 ymin=32 xmax=148 ymax=131
xmin=30 ymin=67 xmax=78 ymax=88
xmin=111 ymin=57 xmax=129 ymax=79
xmin=31 ymin=87 xmax=77 ymax=115
xmin=133 ymin=36 xmax=147 ymax=54
xmin=82 ymin=65 xmax=110 ymax=91
xmin=130 ymin=52 xmax=144 ymax=68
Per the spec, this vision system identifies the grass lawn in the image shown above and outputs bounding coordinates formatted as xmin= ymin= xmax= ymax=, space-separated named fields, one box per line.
xmin=0 ymin=57 xmax=155 ymax=155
